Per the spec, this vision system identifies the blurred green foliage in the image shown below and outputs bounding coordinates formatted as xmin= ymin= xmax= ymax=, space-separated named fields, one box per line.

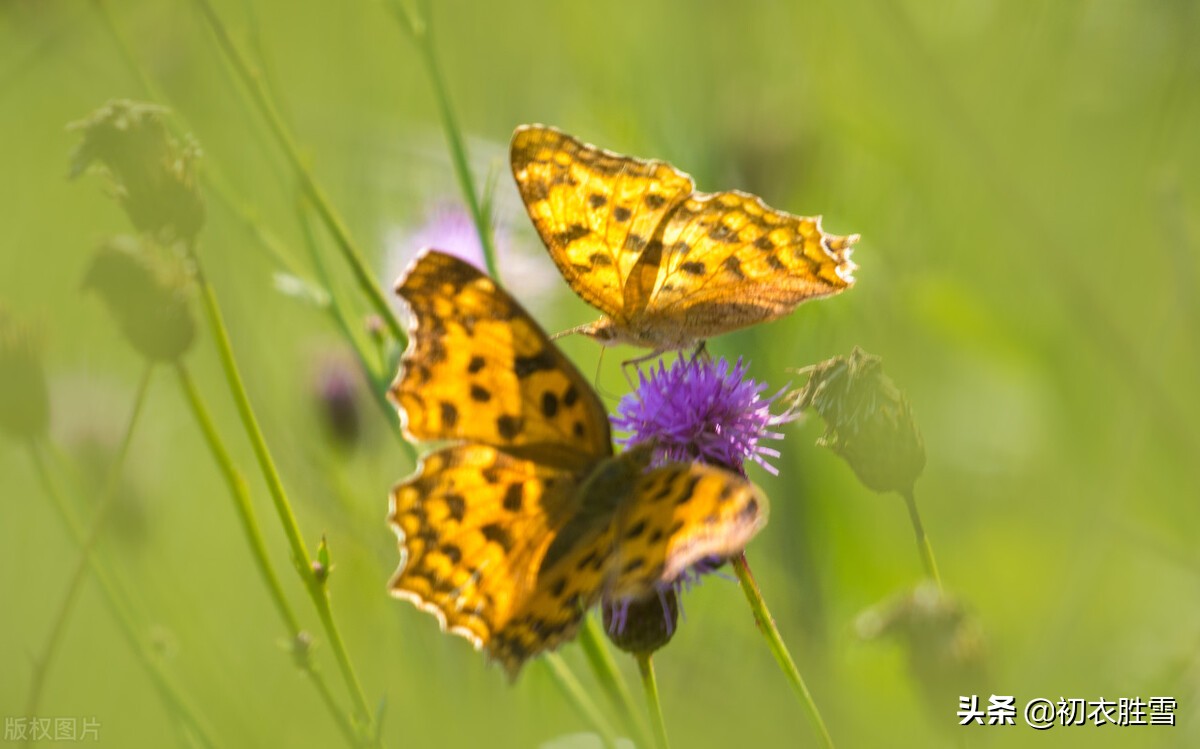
xmin=2 ymin=1 xmax=1198 ymax=747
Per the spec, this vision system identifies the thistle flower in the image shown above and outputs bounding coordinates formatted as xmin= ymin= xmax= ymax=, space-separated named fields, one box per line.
xmin=383 ymin=202 xmax=558 ymax=313
xmin=310 ymin=350 xmax=364 ymax=450
xmin=611 ymin=356 xmax=799 ymax=477
xmin=605 ymin=357 xmax=788 ymax=653
xmin=793 ymin=347 xmax=925 ymax=494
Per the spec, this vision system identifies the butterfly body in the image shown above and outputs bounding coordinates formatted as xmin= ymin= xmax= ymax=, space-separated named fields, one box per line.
xmin=388 ymin=250 xmax=767 ymax=677
xmin=511 ymin=124 xmax=858 ymax=354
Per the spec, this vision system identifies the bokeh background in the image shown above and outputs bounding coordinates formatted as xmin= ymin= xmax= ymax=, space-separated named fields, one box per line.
xmin=2 ymin=1 xmax=1198 ymax=747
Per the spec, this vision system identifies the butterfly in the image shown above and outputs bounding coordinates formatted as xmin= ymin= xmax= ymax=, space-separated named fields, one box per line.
xmin=387 ymin=249 xmax=768 ymax=677
xmin=510 ymin=124 xmax=858 ymax=355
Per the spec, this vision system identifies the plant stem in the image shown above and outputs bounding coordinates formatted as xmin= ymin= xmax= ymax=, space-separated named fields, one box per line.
xmin=190 ymin=0 xmax=405 ymax=345
xmin=26 ymin=439 xmax=219 ymax=749
xmin=732 ymin=553 xmax=835 ymax=749
xmin=296 ymin=196 xmax=415 ymax=458
xmin=543 ymin=654 xmax=620 ymax=749
xmin=188 ymin=256 xmax=378 ymax=742
xmin=579 ymin=617 xmax=653 ymax=747
xmin=636 ymin=654 xmax=670 ymax=749
xmin=384 ymin=0 xmax=500 ymax=279
xmin=91 ymin=0 xmax=309 ymax=282
xmin=175 ymin=362 xmax=359 ymax=746
xmin=900 ymin=487 xmax=943 ymax=590
xmin=23 ymin=363 xmax=153 ymax=722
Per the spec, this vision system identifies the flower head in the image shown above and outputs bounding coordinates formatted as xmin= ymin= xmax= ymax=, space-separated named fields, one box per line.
xmin=384 ymin=202 xmax=559 ymax=315
xmin=793 ymin=347 xmax=925 ymax=493
xmin=612 ymin=356 xmax=798 ymax=476
xmin=69 ymin=100 xmax=205 ymax=242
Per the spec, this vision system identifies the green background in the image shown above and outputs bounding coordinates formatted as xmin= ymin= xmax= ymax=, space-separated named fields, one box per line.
xmin=2 ymin=1 xmax=1197 ymax=747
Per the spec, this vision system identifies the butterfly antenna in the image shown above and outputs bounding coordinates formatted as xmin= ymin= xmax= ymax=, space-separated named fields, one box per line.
xmin=550 ymin=321 xmax=594 ymax=341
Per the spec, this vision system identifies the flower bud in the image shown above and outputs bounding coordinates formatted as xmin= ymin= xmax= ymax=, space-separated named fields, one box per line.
xmin=856 ymin=583 xmax=987 ymax=717
xmin=794 ymin=347 xmax=925 ymax=493
xmin=69 ymin=99 xmax=205 ymax=241
xmin=602 ymin=590 xmax=679 ymax=656
xmin=83 ymin=236 xmax=196 ymax=361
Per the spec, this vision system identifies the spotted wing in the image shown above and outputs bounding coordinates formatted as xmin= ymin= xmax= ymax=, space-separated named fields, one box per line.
xmin=510 ymin=124 xmax=694 ymax=321
xmin=388 ymin=444 xmax=617 ymax=678
xmin=608 ymin=460 xmax=768 ymax=600
xmin=391 ymin=249 xmax=611 ymax=469
xmin=622 ymin=190 xmax=857 ymax=339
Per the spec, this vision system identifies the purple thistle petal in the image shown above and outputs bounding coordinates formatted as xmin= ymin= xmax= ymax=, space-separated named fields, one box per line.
xmin=611 ymin=356 xmax=798 ymax=476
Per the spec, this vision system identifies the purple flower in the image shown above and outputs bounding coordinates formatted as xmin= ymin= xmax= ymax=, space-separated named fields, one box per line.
xmin=611 ymin=356 xmax=798 ymax=477
xmin=383 ymin=202 xmax=559 ymax=314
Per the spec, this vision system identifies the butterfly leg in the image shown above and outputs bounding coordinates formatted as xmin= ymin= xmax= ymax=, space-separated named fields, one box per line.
xmin=688 ymin=340 xmax=712 ymax=363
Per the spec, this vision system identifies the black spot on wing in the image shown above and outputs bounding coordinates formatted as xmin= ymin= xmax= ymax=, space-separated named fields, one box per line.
xmin=503 ymin=484 xmax=523 ymax=512
xmin=440 ymin=401 xmax=459 ymax=429
xmin=541 ymin=392 xmax=559 ymax=418
xmin=467 ymin=356 xmax=486 ymax=374
xmin=555 ymin=224 xmax=591 ymax=245
xmin=470 ymin=385 xmax=491 ymax=402
xmin=681 ymin=261 xmax=706 ymax=276
xmin=723 ymin=255 xmax=746 ymax=279
xmin=514 ymin=350 xmax=556 ymax=378
xmin=613 ymin=206 xmax=632 ymax=222
xmin=497 ymin=415 xmax=523 ymax=440
xmin=481 ymin=523 xmax=512 ymax=551
xmin=445 ymin=494 xmax=466 ymax=522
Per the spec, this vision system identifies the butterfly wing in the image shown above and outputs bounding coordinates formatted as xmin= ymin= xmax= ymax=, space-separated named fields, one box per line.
xmin=392 ymin=249 xmax=611 ymax=470
xmin=607 ymin=460 xmax=768 ymax=600
xmin=389 ymin=444 xmax=617 ymax=678
xmin=621 ymin=190 xmax=857 ymax=340
xmin=510 ymin=124 xmax=694 ymax=323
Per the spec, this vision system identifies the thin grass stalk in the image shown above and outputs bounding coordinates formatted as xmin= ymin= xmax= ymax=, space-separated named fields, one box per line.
xmin=190 ymin=0 xmax=405 ymax=344
xmin=187 ymin=253 xmax=378 ymax=742
xmin=731 ymin=553 xmax=835 ymax=749
xmin=901 ymin=487 xmax=943 ymax=590
xmin=384 ymin=0 xmax=500 ymax=279
xmin=175 ymin=362 xmax=359 ymax=746
xmin=543 ymin=654 xmax=621 ymax=749
xmin=23 ymin=363 xmax=154 ymax=722
xmin=635 ymin=654 xmax=670 ymax=749
xmin=579 ymin=617 xmax=654 ymax=747
xmin=26 ymin=440 xmax=218 ymax=749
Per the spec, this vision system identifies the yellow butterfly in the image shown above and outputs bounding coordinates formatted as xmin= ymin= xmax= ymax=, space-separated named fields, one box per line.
xmin=511 ymin=124 xmax=858 ymax=354
xmin=388 ymin=250 xmax=768 ymax=677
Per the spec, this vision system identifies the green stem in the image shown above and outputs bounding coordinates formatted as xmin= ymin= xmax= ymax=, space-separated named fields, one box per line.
xmin=384 ymin=0 xmax=500 ymax=279
xmin=579 ymin=617 xmax=653 ymax=747
xmin=635 ymin=654 xmax=670 ymax=749
xmin=732 ymin=553 xmax=835 ymax=749
xmin=23 ymin=363 xmax=154 ymax=723
xmin=543 ymin=654 xmax=620 ymax=749
xmin=190 ymin=0 xmax=405 ymax=345
xmin=188 ymin=256 xmax=377 ymax=741
xmin=175 ymin=362 xmax=359 ymax=747
xmin=900 ymin=487 xmax=943 ymax=590
xmin=296 ymin=196 xmax=415 ymax=458
xmin=27 ymin=440 xmax=218 ymax=749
